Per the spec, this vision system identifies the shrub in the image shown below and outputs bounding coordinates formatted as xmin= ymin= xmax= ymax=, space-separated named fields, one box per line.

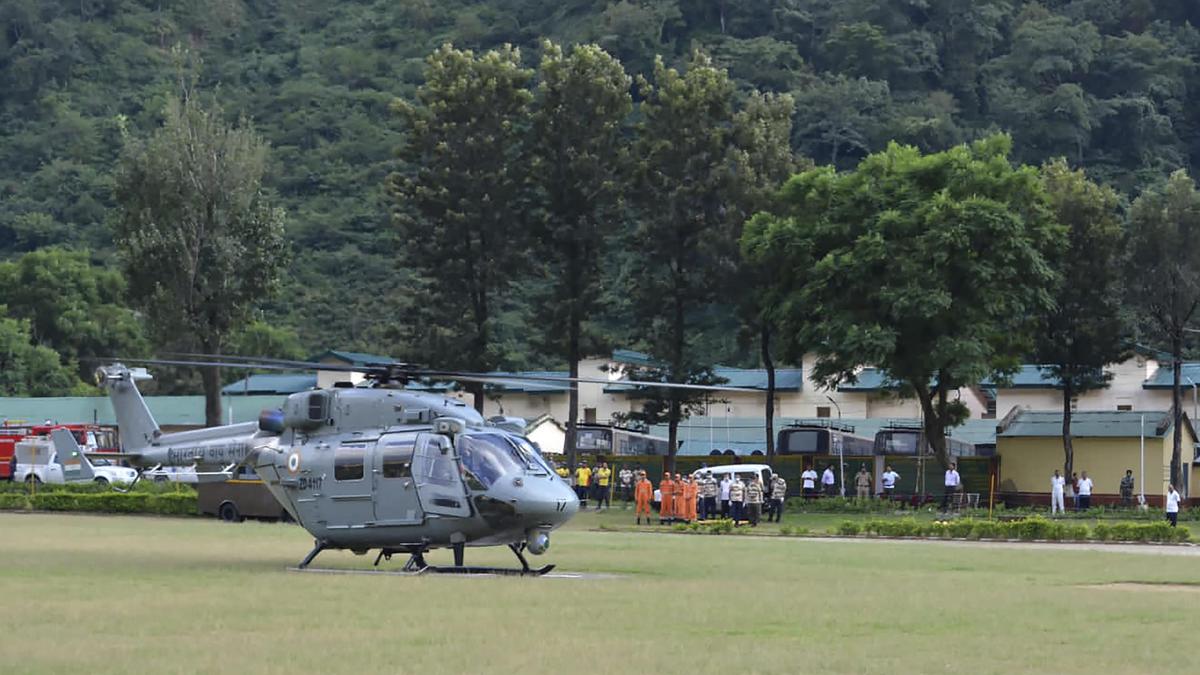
xmin=0 ymin=493 xmax=28 ymax=510
xmin=836 ymin=520 xmax=861 ymax=536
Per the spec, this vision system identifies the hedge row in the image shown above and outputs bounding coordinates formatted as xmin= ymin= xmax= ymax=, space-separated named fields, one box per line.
xmin=0 ymin=491 xmax=197 ymax=516
xmin=834 ymin=516 xmax=1190 ymax=543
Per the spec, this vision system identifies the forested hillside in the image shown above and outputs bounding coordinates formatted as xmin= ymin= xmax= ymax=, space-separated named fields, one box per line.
xmin=3 ymin=0 xmax=1200 ymax=386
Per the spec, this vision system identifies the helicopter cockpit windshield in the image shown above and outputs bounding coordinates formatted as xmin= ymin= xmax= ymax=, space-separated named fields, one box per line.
xmin=458 ymin=433 xmax=547 ymax=489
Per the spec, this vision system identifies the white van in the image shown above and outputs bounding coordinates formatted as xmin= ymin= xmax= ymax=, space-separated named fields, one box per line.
xmin=691 ymin=463 xmax=774 ymax=485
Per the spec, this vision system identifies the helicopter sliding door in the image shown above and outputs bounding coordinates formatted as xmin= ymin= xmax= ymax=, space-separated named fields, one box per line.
xmin=412 ymin=433 xmax=471 ymax=518
xmin=372 ymin=432 xmax=423 ymax=525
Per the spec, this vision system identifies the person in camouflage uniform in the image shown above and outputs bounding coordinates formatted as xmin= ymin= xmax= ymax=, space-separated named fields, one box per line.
xmin=769 ymin=473 xmax=787 ymax=523
xmin=1119 ymin=469 xmax=1135 ymax=507
xmin=746 ymin=475 xmax=765 ymax=527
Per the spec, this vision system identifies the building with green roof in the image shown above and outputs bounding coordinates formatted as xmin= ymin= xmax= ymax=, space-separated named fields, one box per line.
xmin=996 ymin=409 xmax=1198 ymax=504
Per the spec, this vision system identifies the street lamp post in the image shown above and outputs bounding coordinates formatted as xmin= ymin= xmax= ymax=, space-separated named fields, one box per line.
xmin=827 ymin=396 xmax=844 ymax=497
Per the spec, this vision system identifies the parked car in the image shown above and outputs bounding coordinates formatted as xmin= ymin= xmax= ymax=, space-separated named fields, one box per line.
xmin=14 ymin=437 xmax=137 ymax=486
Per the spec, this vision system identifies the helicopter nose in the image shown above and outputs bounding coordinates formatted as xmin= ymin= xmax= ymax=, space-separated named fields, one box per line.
xmin=524 ymin=476 xmax=579 ymax=527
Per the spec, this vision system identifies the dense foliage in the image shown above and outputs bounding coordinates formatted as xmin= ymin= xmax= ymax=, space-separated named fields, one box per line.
xmin=4 ymin=0 xmax=1200 ymax=401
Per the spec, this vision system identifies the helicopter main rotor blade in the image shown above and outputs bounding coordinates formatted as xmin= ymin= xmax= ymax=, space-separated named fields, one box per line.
xmin=418 ymin=370 xmax=761 ymax=394
xmin=94 ymin=357 xmax=765 ymax=395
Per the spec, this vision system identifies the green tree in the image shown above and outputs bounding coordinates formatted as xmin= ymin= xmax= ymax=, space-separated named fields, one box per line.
xmin=0 ymin=247 xmax=146 ymax=381
xmin=113 ymin=94 xmax=289 ymax=427
xmin=388 ymin=43 xmax=534 ymax=411
xmin=1034 ymin=158 xmax=1129 ymax=480
xmin=1126 ymin=170 xmax=1200 ymax=490
xmin=529 ymin=41 xmax=632 ymax=469
xmin=0 ymin=308 xmax=84 ymax=396
xmin=625 ymin=52 xmax=738 ymax=470
xmin=744 ymin=135 xmax=1063 ymax=467
xmin=729 ymin=91 xmax=799 ymax=459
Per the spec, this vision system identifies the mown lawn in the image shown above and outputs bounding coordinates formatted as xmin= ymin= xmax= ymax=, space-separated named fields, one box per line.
xmin=1 ymin=511 xmax=1197 ymax=674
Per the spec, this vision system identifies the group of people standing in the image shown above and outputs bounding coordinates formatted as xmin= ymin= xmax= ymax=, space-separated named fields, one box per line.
xmin=627 ymin=470 xmax=788 ymax=527
xmin=558 ymin=460 xmax=613 ymax=510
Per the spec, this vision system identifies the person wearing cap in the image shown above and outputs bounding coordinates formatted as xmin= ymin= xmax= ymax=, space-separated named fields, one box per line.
xmin=745 ymin=475 xmax=765 ymax=527
xmin=658 ymin=472 xmax=675 ymax=523
xmin=728 ymin=475 xmax=745 ymax=525
xmin=769 ymin=472 xmax=787 ymax=523
xmin=634 ymin=471 xmax=654 ymax=525
xmin=855 ymin=465 xmax=872 ymax=501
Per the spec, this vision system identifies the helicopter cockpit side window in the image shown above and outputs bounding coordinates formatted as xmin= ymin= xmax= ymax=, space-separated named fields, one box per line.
xmin=334 ymin=445 xmax=365 ymax=481
xmin=458 ymin=434 xmax=525 ymax=489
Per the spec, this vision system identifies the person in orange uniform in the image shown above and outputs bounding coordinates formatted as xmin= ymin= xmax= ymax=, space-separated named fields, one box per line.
xmin=634 ymin=471 xmax=654 ymax=525
xmin=658 ymin=473 xmax=675 ymax=524
xmin=684 ymin=474 xmax=699 ymax=522
xmin=674 ymin=474 xmax=689 ymax=523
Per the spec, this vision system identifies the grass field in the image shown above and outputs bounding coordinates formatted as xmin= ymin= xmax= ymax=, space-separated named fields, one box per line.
xmin=3 ymin=511 xmax=1198 ymax=674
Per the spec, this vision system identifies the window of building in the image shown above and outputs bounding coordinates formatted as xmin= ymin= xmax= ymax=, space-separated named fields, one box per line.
xmin=584 ymin=407 xmax=597 ymax=424
xmin=1117 ymin=404 xmax=1133 ymax=411
xmin=985 ymin=397 xmax=997 ymax=420
xmin=1070 ymin=397 xmax=1079 ymax=412
xmin=334 ymin=446 xmax=365 ymax=481
xmin=816 ymin=406 xmax=831 ymax=418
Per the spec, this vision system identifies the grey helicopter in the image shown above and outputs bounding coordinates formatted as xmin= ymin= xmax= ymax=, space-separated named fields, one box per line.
xmin=78 ymin=356 xmax=757 ymax=575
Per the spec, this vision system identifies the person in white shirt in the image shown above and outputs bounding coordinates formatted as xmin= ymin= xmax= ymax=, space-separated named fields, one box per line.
xmin=801 ymin=466 xmax=819 ymax=500
xmin=1050 ymin=469 xmax=1066 ymax=516
xmin=881 ymin=465 xmax=899 ymax=502
xmin=821 ymin=464 xmax=837 ymax=497
xmin=940 ymin=462 xmax=961 ymax=511
xmin=1165 ymin=483 xmax=1181 ymax=527
xmin=719 ymin=474 xmax=732 ymax=518
xmin=1077 ymin=471 xmax=1094 ymax=511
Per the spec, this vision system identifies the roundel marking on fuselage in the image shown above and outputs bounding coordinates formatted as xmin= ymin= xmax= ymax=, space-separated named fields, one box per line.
xmin=287 ymin=451 xmax=302 ymax=475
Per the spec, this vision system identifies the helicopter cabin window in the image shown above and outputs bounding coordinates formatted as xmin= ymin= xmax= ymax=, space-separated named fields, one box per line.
xmin=381 ymin=445 xmax=414 ymax=478
xmin=308 ymin=391 xmax=329 ymax=423
xmin=334 ymin=446 xmax=365 ymax=481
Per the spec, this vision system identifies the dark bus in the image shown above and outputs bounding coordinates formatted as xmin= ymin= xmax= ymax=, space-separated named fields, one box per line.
xmin=873 ymin=422 xmax=980 ymax=457
xmin=575 ymin=424 xmax=670 ymax=456
xmin=777 ymin=422 xmax=875 ymax=455
xmin=198 ymin=466 xmax=293 ymax=523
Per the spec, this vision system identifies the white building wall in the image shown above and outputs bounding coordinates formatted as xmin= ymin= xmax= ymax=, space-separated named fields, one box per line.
xmin=995 ymin=356 xmax=1171 ymax=416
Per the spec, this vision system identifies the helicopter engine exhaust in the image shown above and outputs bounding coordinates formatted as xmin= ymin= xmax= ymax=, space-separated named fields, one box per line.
xmin=526 ymin=529 xmax=550 ymax=555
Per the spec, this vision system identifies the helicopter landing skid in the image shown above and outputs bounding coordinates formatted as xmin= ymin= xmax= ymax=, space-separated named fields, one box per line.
xmin=370 ymin=543 xmax=555 ymax=576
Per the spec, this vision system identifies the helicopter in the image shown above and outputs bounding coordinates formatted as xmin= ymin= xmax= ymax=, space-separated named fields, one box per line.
xmin=81 ymin=357 xmax=759 ymax=575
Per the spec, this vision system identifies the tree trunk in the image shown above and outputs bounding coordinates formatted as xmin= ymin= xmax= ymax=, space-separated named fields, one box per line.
xmin=762 ymin=323 xmax=776 ymax=459
xmin=566 ymin=315 xmax=580 ymax=470
xmin=667 ymin=398 xmax=680 ymax=474
xmin=1061 ymin=378 xmax=1074 ymax=479
xmin=1171 ymin=336 xmax=1183 ymax=489
xmin=202 ymin=364 xmax=222 ymax=428
xmin=914 ymin=383 xmax=950 ymax=468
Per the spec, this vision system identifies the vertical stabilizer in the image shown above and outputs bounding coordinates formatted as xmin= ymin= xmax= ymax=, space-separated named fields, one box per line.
xmin=95 ymin=364 xmax=160 ymax=452
xmin=51 ymin=428 xmax=94 ymax=481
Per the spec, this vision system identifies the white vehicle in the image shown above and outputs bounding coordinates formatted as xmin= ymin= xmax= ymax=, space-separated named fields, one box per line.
xmin=15 ymin=432 xmax=138 ymax=487
xmin=142 ymin=466 xmax=199 ymax=484
xmin=691 ymin=463 xmax=774 ymax=486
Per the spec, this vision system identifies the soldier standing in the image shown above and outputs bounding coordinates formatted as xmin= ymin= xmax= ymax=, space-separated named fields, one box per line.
xmin=855 ymin=465 xmax=872 ymax=501
xmin=769 ymin=473 xmax=787 ymax=523
xmin=729 ymin=476 xmax=745 ymax=525
xmin=746 ymin=475 xmax=765 ymax=527
xmin=1119 ymin=469 xmax=1134 ymax=507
